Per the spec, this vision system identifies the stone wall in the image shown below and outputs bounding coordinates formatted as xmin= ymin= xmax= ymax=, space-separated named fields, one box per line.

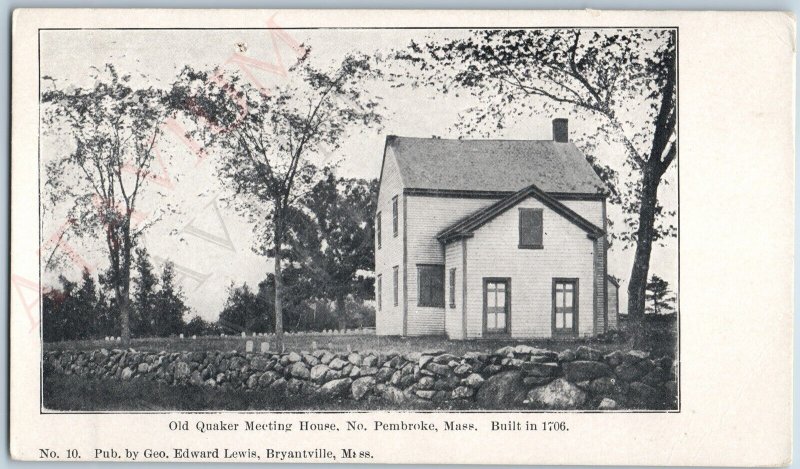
xmin=44 ymin=345 xmax=678 ymax=410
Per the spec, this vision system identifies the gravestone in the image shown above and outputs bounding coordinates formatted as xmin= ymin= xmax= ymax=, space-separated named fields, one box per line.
xmin=241 ymin=331 xmax=246 ymax=338
xmin=246 ymin=340 xmax=254 ymax=353
xmin=311 ymin=341 xmax=318 ymax=350
xmin=192 ymin=335 xmax=197 ymax=340
xmin=261 ymin=342 xmax=269 ymax=353
xmin=179 ymin=333 xmax=184 ymax=339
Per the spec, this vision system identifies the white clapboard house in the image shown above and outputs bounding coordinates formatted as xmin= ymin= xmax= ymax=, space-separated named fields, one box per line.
xmin=374 ymin=119 xmax=618 ymax=339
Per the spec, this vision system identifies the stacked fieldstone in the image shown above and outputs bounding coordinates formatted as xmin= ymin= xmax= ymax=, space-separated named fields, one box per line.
xmin=44 ymin=344 xmax=677 ymax=410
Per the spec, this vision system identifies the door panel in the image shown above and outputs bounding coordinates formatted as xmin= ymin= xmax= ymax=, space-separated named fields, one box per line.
xmin=553 ymin=279 xmax=578 ymax=336
xmin=485 ymin=280 xmax=509 ymax=334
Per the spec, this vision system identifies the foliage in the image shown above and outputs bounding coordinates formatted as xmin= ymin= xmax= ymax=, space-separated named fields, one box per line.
xmin=41 ymin=64 xmax=174 ymax=341
xmin=645 ymin=274 xmax=676 ymax=315
xmin=170 ymin=54 xmax=383 ymax=345
xmin=43 ymin=270 xmax=103 ymax=342
xmin=43 ymin=256 xmax=191 ymax=342
xmin=217 ymin=279 xmax=275 ymax=334
xmin=184 ymin=315 xmax=219 ymax=337
xmin=287 ymin=169 xmax=378 ymax=327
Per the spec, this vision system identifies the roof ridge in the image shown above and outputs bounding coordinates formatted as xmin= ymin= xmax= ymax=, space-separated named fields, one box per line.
xmin=388 ymin=135 xmax=569 ymax=144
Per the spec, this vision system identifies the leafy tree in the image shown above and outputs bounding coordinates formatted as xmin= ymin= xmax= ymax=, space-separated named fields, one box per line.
xmin=43 ymin=269 xmax=104 ymax=341
xmin=289 ymin=170 xmax=378 ymax=329
xmin=131 ymin=248 xmax=158 ymax=338
xmin=152 ymin=262 xmax=190 ymax=336
xmin=217 ymin=281 xmax=274 ymax=334
xmin=184 ymin=315 xmax=217 ymax=337
xmin=395 ymin=29 xmax=677 ymax=329
xmin=645 ymin=274 xmax=676 ymax=315
xmin=171 ymin=55 xmax=382 ymax=348
xmin=42 ymin=65 xmax=172 ymax=343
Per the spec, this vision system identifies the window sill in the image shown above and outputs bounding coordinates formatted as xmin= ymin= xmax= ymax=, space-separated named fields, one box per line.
xmin=449 ymin=304 xmax=456 ymax=309
xmin=518 ymin=244 xmax=544 ymax=250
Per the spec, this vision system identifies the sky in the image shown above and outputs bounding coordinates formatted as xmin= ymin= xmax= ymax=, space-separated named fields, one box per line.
xmin=39 ymin=28 xmax=678 ymax=320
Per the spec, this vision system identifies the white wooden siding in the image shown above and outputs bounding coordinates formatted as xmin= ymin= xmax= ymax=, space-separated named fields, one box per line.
xmin=444 ymin=241 xmax=465 ymax=339
xmin=464 ymin=197 xmax=596 ymax=338
xmin=561 ymin=199 xmax=604 ymax=227
xmin=374 ymin=147 xmax=405 ymax=335
xmin=405 ymin=196 xmax=499 ymax=336
xmin=607 ymin=280 xmax=619 ymax=329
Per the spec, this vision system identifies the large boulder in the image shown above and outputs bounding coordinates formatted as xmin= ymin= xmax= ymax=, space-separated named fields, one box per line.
xmin=121 ymin=367 xmax=134 ymax=380
xmin=289 ymin=362 xmax=310 ymax=380
xmin=589 ymin=376 xmax=619 ymax=396
xmin=382 ymin=386 xmax=406 ymax=405
xmin=451 ymin=386 xmax=474 ymax=399
xmin=426 ymin=363 xmax=452 ymax=376
xmin=328 ymin=357 xmax=348 ymax=370
xmin=576 ymin=346 xmax=602 ymax=361
xmin=351 ymin=376 xmax=376 ymax=401
xmin=319 ymin=378 xmax=352 ymax=398
xmin=521 ymin=362 xmax=559 ymax=377
xmin=563 ymin=361 xmax=612 ymax=382
xmin=463 ymin=373 xmax=485 ymax=388
xmin=598 ymin=397 xmax=618 ymax=410
xmin=475 ymin=371 xmax=528 ymax=409
xmin=525 ymin=378 xmax=587 ymax=410
xmin=174 ymin=361 xmax=191 ymax=380
xmin=629 ymin=381 xmax=659 ymax=407
xmin=310 ymin=364 xmax=330 ymax=382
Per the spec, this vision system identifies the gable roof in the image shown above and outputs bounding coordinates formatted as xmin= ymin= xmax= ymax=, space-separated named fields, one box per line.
xmin=386 ymin=135 xmax=607 ymax=195
xmin=437 ymin=183 xmax=604 ymax=244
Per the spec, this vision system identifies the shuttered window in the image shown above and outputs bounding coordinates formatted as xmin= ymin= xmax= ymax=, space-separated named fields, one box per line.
xmin=392 ymin=196 xmax=399 ymax=237
xmin=392 ymin=266 xmax=399 ymax=306
xmin=418 ymin=264 xmax=445 ymax=308
xmin=519 ymin=208 xmax=544 ymax=249
xmin=377 ymin=274 xmax=382 ymax=311
xmin=376 ymin=212 xmax=381 ymax=249
xmin=449 ymin=268 xmax=457 ymax=308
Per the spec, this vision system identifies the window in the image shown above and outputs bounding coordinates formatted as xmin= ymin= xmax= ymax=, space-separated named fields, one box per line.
xmin=449 ymin=268 xmax=457 ymax=308
xmin=519 ymin=208 xmax=544 ymax=249
xmin=377 ymin=274 xmax=382 ymax=311
xmin=392 ymin=196 xmax=399 ymax=237
xmin=392 ymin=266 xmax=399 ymax=306
xmin=376 ymin=212 xmax=381 ymax=249
xmin=417 ymin=264 xmax=445 ymax=308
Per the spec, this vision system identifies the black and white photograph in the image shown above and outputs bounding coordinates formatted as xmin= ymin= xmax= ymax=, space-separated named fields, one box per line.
xmin=37 ymin=25 xmax=679 ymax=412
xmin=9 ymin=8 xmax=796 ymax=466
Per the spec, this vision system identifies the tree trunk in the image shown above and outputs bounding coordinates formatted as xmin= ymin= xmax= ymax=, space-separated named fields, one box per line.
xmin=626 ymin=166 xmax=661 ymax=334
xmin=273 ymin=234 xmax=284 ymax=352
xmin=119 ymin=294 xmax=131 ymax=343
xmin=335 ymin=295 xmax=347 ymax=331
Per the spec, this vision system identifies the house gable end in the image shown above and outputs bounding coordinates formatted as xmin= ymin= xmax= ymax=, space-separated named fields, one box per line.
xmin=436 ymin=183 xmax=604 ymax=244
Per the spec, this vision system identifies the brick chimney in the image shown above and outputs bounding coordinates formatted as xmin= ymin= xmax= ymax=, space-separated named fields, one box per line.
xmin=552 ymin=118 xmax=569 ymax=143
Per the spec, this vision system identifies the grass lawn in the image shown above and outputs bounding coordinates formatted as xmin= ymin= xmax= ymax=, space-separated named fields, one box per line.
xmin=44 ymin=315 xmax=677 ymax=357
xmin=43 ymin=332 xmax=660 ymax=356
